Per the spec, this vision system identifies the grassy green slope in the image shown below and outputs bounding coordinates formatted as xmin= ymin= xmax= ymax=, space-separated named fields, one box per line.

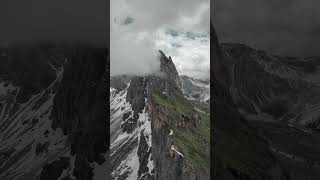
xmin=153 ymin=92 xmax=210 ymax=180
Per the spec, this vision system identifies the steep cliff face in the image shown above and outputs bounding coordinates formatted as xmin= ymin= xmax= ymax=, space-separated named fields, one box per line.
xmin=50 ymin=47 xmax=108 ymax=179
xmin=149 ymin=53 xmax=206 ymax=180
xmin=159 ymin=50 xmax=182 ymax=90
xmin=212 ymin=18 xmax=320 ymax=179
xmin=221 ymin=43 xmax=320 ymax=125
xmin=210 ymin=23 xmax=234 ymax=106
xmin=211 ymin=22 xmax=290 ymax=180
xmin=110 ymin=51 xmax=209 ymax=180
xmin=0 ymin=45 xmax=109 ymax=180
xmin=210 ymin=25 xmax=320 ymax=126
xmin=110 ymin=76 xmax=153 ymax=180
xmin=51 ymin=48 xmax=107 ymax=159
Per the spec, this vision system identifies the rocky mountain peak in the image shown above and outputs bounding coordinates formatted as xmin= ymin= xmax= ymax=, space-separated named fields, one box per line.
xmin=110 ymin=49 xmax=209 ymax=179
xmin=210 ymin=22 xmax=233 ymax=105
xmin=158 ymin=50 xmax=182 ymax=89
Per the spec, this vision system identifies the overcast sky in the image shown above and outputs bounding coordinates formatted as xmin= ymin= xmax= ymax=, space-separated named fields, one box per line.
xmin=111 ymin=0 xmax=210 ymax=79
xmin=0 ymin=0 xmax=108 ymax=45
xmin=213 ymin=0 xmax=320 ymax=57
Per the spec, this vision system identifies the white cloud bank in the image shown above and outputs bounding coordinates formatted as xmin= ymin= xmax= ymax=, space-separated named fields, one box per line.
xmin=111 ymin=0 xmax=210 ymax=79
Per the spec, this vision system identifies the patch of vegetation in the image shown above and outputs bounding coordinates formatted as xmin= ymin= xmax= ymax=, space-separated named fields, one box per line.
xmin=172 ymin=121 xmax=210 ymax=179
xmin=189 ymin=100 xmax=210 ymax=114
xmin=153 ymin=92 xmax=210 ymax=179
xmin=153 ymin=91 xmax=194 ymax=117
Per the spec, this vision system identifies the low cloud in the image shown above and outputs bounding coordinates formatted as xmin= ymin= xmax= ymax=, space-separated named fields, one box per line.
xmin=157 ymin=31 xmax=210 ymax=79
xmin=111 ymin=0 xmax=209 ymax=78
xmin=110 ymin=25 xmax=160 ymax=76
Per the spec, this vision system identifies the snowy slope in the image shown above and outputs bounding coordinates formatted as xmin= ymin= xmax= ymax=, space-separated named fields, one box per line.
xmin=110 ymin=51 xmax=210 ymax=180
xmin=110 ymin=78 xmax=154 ymax=180
xmin=0 ymin=65 xmax=71 ymax=179
xmin=0 ymin=46 xmax=109 ymax=180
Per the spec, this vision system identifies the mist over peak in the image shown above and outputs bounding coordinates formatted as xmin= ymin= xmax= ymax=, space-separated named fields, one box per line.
xmin=111 ymin=0 xmax=209 ymax=79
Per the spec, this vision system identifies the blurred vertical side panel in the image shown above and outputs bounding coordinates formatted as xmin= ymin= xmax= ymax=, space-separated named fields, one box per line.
xmin=0 ymin=0 xmax=110 ymax=179
xmin=211 ymin=0 xmax=315 ymax=179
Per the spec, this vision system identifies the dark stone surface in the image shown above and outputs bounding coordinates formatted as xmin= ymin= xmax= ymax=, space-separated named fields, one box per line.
xmin=73 ymin=155 xmax=94 ymax=180
xmin=126 ymin=77 xmax=147 ymax=113
xmin=211 ymin=22 xmax=290 ymax=180
xmin=137 ymin=131 xmax=152 ymax=179
xmin=49 ymin=47 xmax=108 ymax=179
xmin=159 ymin=50 xmax=181 ymax=90
xmin=121 ymin=112 xmax=139 ymax=134
xmin=110 ymin=75 xmax=131 ymax=93
xmin=35 ymin=141 xmax=50 ymax=155
xmin=0 ymin=45 xmax=65 ymax=103
xmin=212 ymin=21 xmax=320 ymax=123
xmin=51 ymin=47 xmax=108 ymax=162
xmin=40 ymin=157 xmax=70 ymax=180
xmin=0 ymin=141 xmax=33 ymax=178
xmin=0 ymin=45 xmax=110 ymax=180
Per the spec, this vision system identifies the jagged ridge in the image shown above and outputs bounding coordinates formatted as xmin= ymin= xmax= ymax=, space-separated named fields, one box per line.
xmin=110 ymin=51 xmax=210 ymax=180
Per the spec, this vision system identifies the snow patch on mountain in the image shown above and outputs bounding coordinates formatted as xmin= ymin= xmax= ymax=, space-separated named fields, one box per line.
xmin=170 ymin=145 xmax=184 ymax=157
xmin=110 ymin=84 xmax=132 ymax=145
xmin=169 ymin=129 xmax=174 ymax=136
xmin=110 ymin=80 xmax=154 ymax=180
xmin=0 ymin=66 xmax=71 ymax=180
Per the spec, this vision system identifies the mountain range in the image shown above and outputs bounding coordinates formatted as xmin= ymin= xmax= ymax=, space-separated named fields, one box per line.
xmin=0 ymin=44 xmax=109 ymax=180
xmin=2 ymin=21 xmax=319 ymax=180
xmin=212 ymin=21 xmax=320 ymax=180
xmin=110 ymin=51 xmax=210 ymax=180
xmin=0 ymin=44 xmax=210 ymax=180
